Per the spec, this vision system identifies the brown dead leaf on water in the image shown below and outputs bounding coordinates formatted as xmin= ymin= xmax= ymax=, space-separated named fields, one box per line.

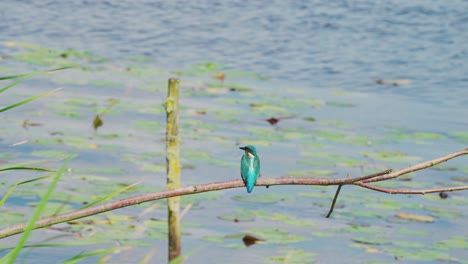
xmin=242 ymin=234 xmax=265 ymax=247
xmin=372 ymin=79 xmax=411 ymax=86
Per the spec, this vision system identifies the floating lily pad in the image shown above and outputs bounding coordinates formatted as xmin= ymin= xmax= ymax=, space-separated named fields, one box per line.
xmin=361 ymin=150 xmax=420 ymax=163
xmin=134 ymin=121 xmax=161 ymax=131
xmin=393 ymin=240 xmax=425 ymax=248
xmin=287 ymin=169 xmax=337 ymax=178
xmin=395 ymin=212 xmax=434 ymax=223
xmin=266 ymin=249 xmax=316 ymax=263
xmin=248 ymin=227 xmax=303 ymax=244
xmin=398 ymin=228 xmax=431 ymax=236
xmin=435 ymin=235 xmax=468 ymax=250
xmin=339 ymin=224 xmax=381 ymax=234
xmin=319 ymin=120 xmax=353 ymax=128
xmin=233 ymin=193 xmax=293 ymax=204
xmin=217 ymin=210 xmax=256 ymax=222
xmin=268 ymin=213 xmax=315 ymax=227
xmin=31 ymin=150 xmax=69 ymax=158
xmin=352 ymin=236 xmax=391 ymax=245
xmin=450 ymin=132 xmax=468 ymax=143
xmin=301 ymin=152 xmax=364 ymax=167
xmin=302 ymin=117 xmax=316 ymax=122
xmin=326 ymin=101 xmax=356 ymax=108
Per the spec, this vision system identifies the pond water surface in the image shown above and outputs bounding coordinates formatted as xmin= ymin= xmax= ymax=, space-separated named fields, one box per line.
xmin=0 ymin=1 xmax=467 ymax=263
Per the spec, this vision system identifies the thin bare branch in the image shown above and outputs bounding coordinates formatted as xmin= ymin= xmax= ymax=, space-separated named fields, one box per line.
xmin=0 ymin=149 xmax=466 ymax=239
xmin=355 ymin=182 xmax=468 ymax=194
xmin=362 ymin=148 xmax=468 ymax=183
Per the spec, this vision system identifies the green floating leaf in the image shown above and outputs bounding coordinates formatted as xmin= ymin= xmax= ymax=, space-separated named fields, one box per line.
xmin=266 ymin=249 xmax=316 ymax=263
xmin=311 ymin=130 xmax=375 ymax=146
xmin=301 ymin=152 xmax=364 ymax=167
xmin=191 ymin=62 xmax=224 ymax=74
xmin=326 ymin=101 xmax=356 ymax=108
xmin=302 ymin=117 xmax=316 ymax=122
xmin=393 ymin=240 xmax=425 ymax=248
xmin=134 ymin=121 xmax=161 ymax=131
xmin=360 ymin=150 xmax=420 ymax=163
xmin=352 ymin=236 xmax=391 ymax=245
xmin=249 ymin=103 xmax=292 ymax=115
xmin=31 ymin=150 xmax=68 ymax=158
xmin=436 ymin=235 xmax=468 ymax=250
xmin=71 ymin=167 xmax=126 ymax=175
xmin=430 ymin=165 xmax=458 ymax=171
xmin=249 ymin=227 xmax=303 ymax=244
xmin=287 ymin=169 xmax=337 ymax=178
xmin=267 ymin=213 xmax=315 ymax=227
xmin=233 ymin=193 xmax=293 ymax=204
xmin=55 ymin=110 xmax=82 ymax=119
xmin=217 ymin=211 xmax=255 ymax=222
xmin=450 ymin=132 xmax=468 ymax=143
xmin=319 ymin=120 xmax=353 ymax=128
xmin=339 ymin=224 xmax=381 ymax=234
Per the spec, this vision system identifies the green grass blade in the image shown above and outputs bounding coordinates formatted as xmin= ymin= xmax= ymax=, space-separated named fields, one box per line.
xmin=0 ymin=159 xmax=56 ymax=172
xmin=2 ymin=155 xmax=72 ymax=264
xmin=0 ymin=66 xmax=75 ymax=81
xmin=0 ymin=166 xmax=53 ymax=173
xmin=0 ymin=78 xmax=26 ymax=93
xmin=0 ymin=88 xmax=61 ymax=113
xmin=62 ymin=246 xmax=132 ymax=264
xmin=80 ymin=181 xmax=141 ymax=209
xmin=0 ymin=175 xmax=51 ymax=207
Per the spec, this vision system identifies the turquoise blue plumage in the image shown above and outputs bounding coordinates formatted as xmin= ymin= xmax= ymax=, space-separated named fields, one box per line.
xmin=239 ymin=145 xmax=260 ymax=193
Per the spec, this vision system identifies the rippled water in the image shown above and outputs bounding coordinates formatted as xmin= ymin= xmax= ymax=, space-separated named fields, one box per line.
xmin=2 ymin=0 xmax=467 ymax=105
xmin=1 ymin=1 xmax=467 ymax=263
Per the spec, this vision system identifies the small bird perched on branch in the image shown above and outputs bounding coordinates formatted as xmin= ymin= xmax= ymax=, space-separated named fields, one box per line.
xmin=239 ymin=145 xmax=261 ymax=193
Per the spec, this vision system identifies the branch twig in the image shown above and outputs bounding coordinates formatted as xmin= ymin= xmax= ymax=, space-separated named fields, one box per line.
xmin=0 ymin=149 xmax=466 ymax=239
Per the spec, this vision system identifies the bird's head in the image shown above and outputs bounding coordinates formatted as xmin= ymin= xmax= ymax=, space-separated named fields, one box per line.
xmin=239 ymin=145 xmax=257 ymax=158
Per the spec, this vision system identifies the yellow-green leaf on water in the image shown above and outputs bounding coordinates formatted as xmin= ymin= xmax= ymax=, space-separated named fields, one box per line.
xmin=430 ymin=165 xmax=458 ymax=171
xmin=56 ymin=111 xmax=81 ymax=119
xmin=248 ymin=227 xmax=303 ymax=244
xmin=134 ymin=121 xmax=161 ymax=131
xmin=268 ymin=213 xmax=315 ymax=227
xmin=393 ymin=240 xmax=425 ymax=248
xmin=233 ymin=193 xmax=293 ymax=204
xmin=395 ymin=212 xmax=434 ymax=223
xmin=339 ymin=224 xmax=380 ymax=234
xmin=287 ymin=169 xmax=337 ymax=178
xmin=436 ymin=235 xmax=468 ymax=250
xmin=31 ymin=150 xmax=68 ymax=158
xmin=326 ymin=101 xmax=356 ymax=108
xmin=266 ymin=249 xmax=316 ymax=263
xmin=302 ymin=117 xmax=316 ymax=122
xmin=361 ymin=150 xmax=420 ymax=163
xmin=319 ymin=120 xmax=353 ymax=128
xmin=352 ymin=236 xmax=391 ymax=245
xmin=250 ymin=103 xmax=291 ymax=115
xmin=450 ymin=132 xmax=468 ymax=143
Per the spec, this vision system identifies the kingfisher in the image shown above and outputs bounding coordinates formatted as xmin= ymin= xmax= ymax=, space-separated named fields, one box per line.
xmin=239 ymin=145 xmax=261 ymax=193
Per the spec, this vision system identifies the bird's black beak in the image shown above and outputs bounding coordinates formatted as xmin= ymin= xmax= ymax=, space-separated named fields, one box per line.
xmin=239 ymin=147 xmax=247 ymax=151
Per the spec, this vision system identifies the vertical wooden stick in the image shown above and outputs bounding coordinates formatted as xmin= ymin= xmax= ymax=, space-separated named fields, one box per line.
xmin=166 ymin=78 xmax=181 ymax=261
